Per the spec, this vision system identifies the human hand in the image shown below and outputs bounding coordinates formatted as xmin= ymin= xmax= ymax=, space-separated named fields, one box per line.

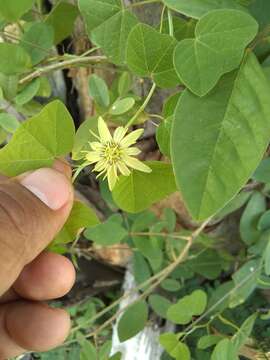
xmin=0 ymin=161 xmax=75 ymax=359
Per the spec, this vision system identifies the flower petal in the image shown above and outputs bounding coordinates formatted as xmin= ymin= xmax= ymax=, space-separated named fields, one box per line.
xmin=125 ymin=147 xmax=141 ymax=156
xmin=98 ymin=116 xmax=112 ymax=143
xmin=117 ymin=161 xmax=131 ymax=176
xmin=120 ymin=128 xmax=144 ymax=147
xmin=123 ymin=155 xmax=152 ymax=173
xmin=85 ymin=151 xmax=101 ymax=163
xmin=113 ymin=126 xmax=127 ymax=143
xmin=89 ymin=141 xmax=103 ymax=151
xmin=94 ymin=159 xmax=107 ymax=172
xmin=107 ymin=164 xmax=118 ymax=190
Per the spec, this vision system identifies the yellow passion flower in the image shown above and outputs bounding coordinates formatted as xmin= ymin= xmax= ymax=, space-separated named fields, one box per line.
xmin=82 ymin=117 xmax=151 ymax=190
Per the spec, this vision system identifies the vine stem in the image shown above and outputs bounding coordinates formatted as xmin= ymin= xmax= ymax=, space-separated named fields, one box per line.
xmin=19 ymin=55 xmax=107 ymax=85
xmin=125 ymin=83 xmax=157 ymax=128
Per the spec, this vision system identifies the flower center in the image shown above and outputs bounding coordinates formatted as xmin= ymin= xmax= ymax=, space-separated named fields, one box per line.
xmin=102 ymin=142 xmax=122 ymax=164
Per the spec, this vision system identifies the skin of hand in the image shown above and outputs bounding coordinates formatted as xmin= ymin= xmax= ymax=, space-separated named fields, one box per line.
xmin=0 ymin=160 xmax=75 ymax=359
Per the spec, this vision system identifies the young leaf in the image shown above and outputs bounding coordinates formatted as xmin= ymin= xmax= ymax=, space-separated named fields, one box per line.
xmin=112 ymin=162 xmax=177 ymax=213
xmin=126 ymin=24 xmax=179 ymax=88
xmin=89 ymin=75 xmax=110 ymax=108
xmin=51 ymin=201 xmax=100 ymax=247
xmin=188 ymin=249 xmax=223 ymax=280
xmin=0 ymin=113 xmax=20 ymax=133
xmin=44 ymin=2 xmax=79 ymax=44
xmin=211 ymin=339 xmax=239 ymax=360
xmin=72 ymin=116 xmax=98 ymax=160
xmin=132 ymin=252 xmax=151 ymax=285
xmin=109 ymin=97 xmax=135 ymax=115
xmin=79 ymin=0 xmax=138 ymax=65
xmin=149 ymin=294 xmax=171 ymax=318
xmin=230 ymin=259 xmax=262 ymax=308
xmin=0 ymin=0 xmax=35 ymax=21
xmin=257 ymin=210 xmax=270 ymax=231
xmin=163 ymin=0 xmax=245 ymax=19
xmin=117 ymin=301 xmax=148 ymax=342
xmin=240 ymin=192 xmax=266 ymax=245
xmin=173 ymin=10 xmax=258 ymax=96
xmin=167 ymin=289 xmax=207 ymax=324
xmin=15 ymin=78 xmax=41 ymax=106
xmin=0 ymin=43 xmax=31 ymax=75
xmin=133 ymin=235 xmax=163 ymax=271
xmin=118 ymin=71 xmax=132 ymax=96
xmin=232 ymin=313 xmax=257 ymax=351
xmin=161 ymin=279 xmax=181 ymax=292
xmin=80 ymin=341 xmax=98 ymax=360
xmin=0 ymin=100 xmax=75 ymax=176
xmin=156 ymin=116 xmax=172 ymax=157
xmin=253 ymin=158 xmax=270 ymax=183
xmin=20 ymin=22 xmax=54 ymax=65
xmin=84 ymin=214 xmax=128 ymax=246
xmin=171 ymin=52 xmax=270 ymax=221
xmin=159 ymin=333 xmax=191 ymax=360
xmin=197 ymin=335 xmax=223 ymax=350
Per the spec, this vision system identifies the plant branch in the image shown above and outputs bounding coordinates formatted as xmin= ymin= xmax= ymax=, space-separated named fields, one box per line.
xmin=125 ymin=83 xmax=157 ymax=128
xmin=19 ymin=55 xmax=107 ymax=84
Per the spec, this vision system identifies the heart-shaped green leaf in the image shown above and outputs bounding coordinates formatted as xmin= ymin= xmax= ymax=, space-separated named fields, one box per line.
xmin=171 ymin=52 xmax=270 ymax=220
xmin=112 ymin=161 xmax=177 ymax=213
xmin=79 ymin=0 xmax=138 ymax=65
xmin=126 ymin=23 xmax=179 ymax=88
xmin=0 ymin=100 xmax=75 ymax=176
xmin=163 ymin=0 xmax=245 ymax=19
xmin=174 ymin=9 xmax=258 ymax=96
xmin=0 ymin=0 xmax=34 ymax=21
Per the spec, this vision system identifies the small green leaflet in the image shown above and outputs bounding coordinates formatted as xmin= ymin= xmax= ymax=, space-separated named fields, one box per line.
xmin=0 ymin=0 xmax=35 ymax=21
xmin=126 ymin=24 xmax=179 ymax=88
xmin=211 ymin=339 xmax=239 ymax=360
xmin=44 ymin=2 xmax=79 ymax=45
xmin=0 ymin=113 xmax=20 ymax=133
xmin=0 ymin=100 xmax=75 ymax=176
xmin=232 ymin=313 xmax=257 ymax=351
xmin=117 ymin=301 xmax=148 ymax=342
xmin=253 ymin=158 xmax=270 ymax=183
xmin=51 ymin=201 xmax=100 ymax=248
xmin=171 ymin=53 xmax=270 ymax=221
xmin=264 ymin=238 xmax=270 ymax=275
xmin=15 ymin=79 xmax=41 ymax=106
xmin=112 ymin=161 xmax=177 ymax=213
xmin=72 ymin=116 xmax=98 ymax=160
xmin=159 ymin=333 xmax=191 ymax=360
xmin=0 ymin=43 xmax=32 ymax=75
xmin=167 ymin=289 xmax=207 ymax=324
xmin=84 ymin=214 xmax=128 ymax=246
xmin=109 ymin=97 xmax=135 ymax=115
xmin=89 ymin=75 xmax=110 ymax=108
xmin=149 ymin=294 xmax=171 ymax=318
xmin=163 ymin=0 xmax=245 ymax=19
xmin=197 ymin=335 xmax=223 ymax=350
xmin=240 ymin=192 xmax=266 ymax=245
xmin=79 ymin=0 xmax=138 ymax=65
xmin=20 ymin=22 xmax=54 ymax=65
xmin=173 ymin=10 xmax=258 ymax=96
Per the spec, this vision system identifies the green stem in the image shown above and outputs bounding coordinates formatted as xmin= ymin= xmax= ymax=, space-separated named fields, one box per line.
xmin=125 ymin=83 xmax=157 ymax=129
xmin=19 ymin=55 xmax=107 ymax=84
xmin=218 ymin=314 xmax=240 ymax=331
xmin=159 ymin=5 xmax=167 ymax=33
xmin=167 ymin=9 xmax=174 ymax=37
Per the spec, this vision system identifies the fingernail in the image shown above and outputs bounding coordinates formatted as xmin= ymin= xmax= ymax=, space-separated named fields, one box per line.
xmin=20 ymin=168 xmax=72 ymax=210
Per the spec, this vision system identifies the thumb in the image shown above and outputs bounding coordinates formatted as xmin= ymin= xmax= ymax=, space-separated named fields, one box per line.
xmin=0 ymin=168 xmax=73 ymax=295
